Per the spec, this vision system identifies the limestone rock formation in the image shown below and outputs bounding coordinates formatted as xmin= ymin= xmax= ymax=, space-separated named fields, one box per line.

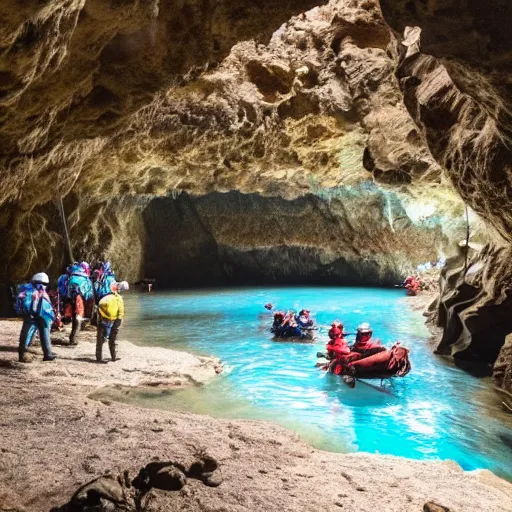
xmin=379 ymin=1 xmax=512 ymax=394
xmin=494 ymin=334 xmax=512 ymax=408
xmin=0 ymin=0 xmax=459 ymax=300
xmin=144 ymin=189 xmax=456 ymax=287
xmin=429 ymin=244 xmax=512 ymax=396
xmin=1 ymin=0 xmax=509 ymax=391
xmin=51 ymin=453 xmax=222 ymax=511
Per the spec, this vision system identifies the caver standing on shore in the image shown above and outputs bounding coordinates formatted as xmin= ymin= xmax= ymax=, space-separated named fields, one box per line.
xmin=16 ymin=272 xmax=57 ymax=362
xmin=96 ymin=281 xmax=129 ymax=363
xmin=67 ymin=261 xmax=94 ymax=345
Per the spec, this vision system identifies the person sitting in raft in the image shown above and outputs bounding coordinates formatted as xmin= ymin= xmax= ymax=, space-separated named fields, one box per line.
xmin=280 ymin=311 xmax=297 ymax=337
xmin=326 ymin=322 xmax=350 ymax=358
xmin=295 ymin=309 xmax=313 ymax=329
xmin=271 ymin=311 xmax=285 ymax=334
xmin=285 ymin=319 xmax=302 ymax=338
xmin=16 ymin=272 xmax=57 ymax=362
xmin=352 ymin=323 xmax=385 ymax=356
xmin=402 ymin=275 xmax=420 ymax=296
xmin=406 ymin=277 xmax=420 ymax=296
xmin=96 ymin=281 xmax=129 ymax=363
xmin=325 ymin=322 xmax=361 ymax=371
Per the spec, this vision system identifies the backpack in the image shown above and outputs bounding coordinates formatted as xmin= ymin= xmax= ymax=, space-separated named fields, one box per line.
xmin=58 ymin=273 xmax=70 ymax=298
xmin=94 ymin=274 xmax=116 ymax=301
xmin=15 ymin=283 xmax=35 ymax=316
xmin=68 ymin=274 xmax=93 ymax=301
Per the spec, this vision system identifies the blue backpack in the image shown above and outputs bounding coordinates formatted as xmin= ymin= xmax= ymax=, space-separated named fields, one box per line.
xmin=15 ymin=283 xmax=35 ymax=316
xmin=94 ymin=274 xmax=117 ymax=301
xmin=14 ymin=284 xmax=55 ymax=324
xmin=68 ymin=274 xmax=93 ymax=301
xmin=58 ymin=274 xmax=69 ymax=298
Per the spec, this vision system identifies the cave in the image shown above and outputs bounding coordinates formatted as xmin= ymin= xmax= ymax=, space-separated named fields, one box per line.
xmin=1 ymin=0 xmax=512 ymax=509
xmin=142 ymin=190 xmax=447 ymax=288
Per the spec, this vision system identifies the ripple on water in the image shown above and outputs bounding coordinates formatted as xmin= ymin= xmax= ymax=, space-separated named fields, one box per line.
xmin=118 ymin=287 xmax=512 ymax=480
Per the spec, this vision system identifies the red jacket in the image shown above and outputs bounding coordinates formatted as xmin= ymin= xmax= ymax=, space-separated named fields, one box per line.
xmin=327 ymin=337 xmax=350 ymax=356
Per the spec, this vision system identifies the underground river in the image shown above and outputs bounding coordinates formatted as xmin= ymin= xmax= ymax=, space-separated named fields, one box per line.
xmin=95 ymin=287 xmax=512 ymax=480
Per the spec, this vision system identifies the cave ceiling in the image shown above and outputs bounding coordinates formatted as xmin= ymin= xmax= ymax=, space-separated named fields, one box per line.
xmin=0 ymin=0 xmax=329 ymax=207
xmin=1 ymin=0 xmax=453 ymax=210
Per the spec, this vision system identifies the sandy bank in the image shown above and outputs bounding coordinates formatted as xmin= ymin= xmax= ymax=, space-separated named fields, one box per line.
xmin=0 ymin=319 xmax=221 ymax=389
xmin=0 ymin=319 xmax=511 ymax=512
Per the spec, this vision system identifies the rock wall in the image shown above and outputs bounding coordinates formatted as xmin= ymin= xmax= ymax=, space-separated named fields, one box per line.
xmin=429 ymin=245 xmax=512 ymax=397
xmin=379 ymin=1 xmax=512 ymax=395
xmin=143 ymin=188 xmax=457 ymax=287
xmin=0 ymin=0 xmax=454 ymax=291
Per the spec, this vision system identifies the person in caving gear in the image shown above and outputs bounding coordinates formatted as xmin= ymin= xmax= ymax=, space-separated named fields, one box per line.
xmin=326 ymin=325 xmax=350 ymax=357
xmin=406 ymin=277 xmax=420 ymax=296
xmin=271 ymin=311 xmax=285 ymax=334
xmin=58 ymin=264 xmax=74 ymax=323
xmin=352 ymin=323 xmax=385 ymax=356
xmin=328 ymin=321 xmax=344 ymax=340
xmin=16 ymin=272 xmax=57 ymax=362
xmin=96 ymin=281 xmax=128 ymax=363
xmin=295 ymin=309 xmax=313 ymax=329
xmin=92 ymin=261 xmax=117 ymax=324
xmin=402 ymin=275 xmax=420 ymax=296
xmin=285 ymin=320 xmax=302 ymax=338
xmin=322 ymin=321 xmax=360 ymax=373
xmin=280 ymin=311 xmax=301 ymax=338
xmin=67 ymin=261 xmax=94 ymax=345
xmin=46 ymin=289 xmax=64 ymax=331
xmin=326 ymin=322 xmax=358 ymax=360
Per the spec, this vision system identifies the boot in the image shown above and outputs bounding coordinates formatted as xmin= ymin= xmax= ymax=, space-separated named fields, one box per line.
xmin=69 ymin=316 xmax=82 ymax=345
xmin=108 ymin=319 xmax=121 ymax=361
xmin=108 ymin=338 xmax=117 ymax=362
xmin=19 ymin=347 xmax=30 ymax=363
xmin=96 ymin=334 xmax=108 ymax=363
xmin=39 ymin=319 xmax=56 ymax=361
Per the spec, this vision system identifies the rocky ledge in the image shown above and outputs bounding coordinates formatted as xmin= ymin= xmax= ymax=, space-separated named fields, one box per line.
xmin=1 ymin=320 xmax=511 ymax=512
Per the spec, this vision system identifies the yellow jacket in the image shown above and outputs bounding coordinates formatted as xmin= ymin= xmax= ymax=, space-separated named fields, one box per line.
xmin=98 ymin=293 xmax=124 ymax=321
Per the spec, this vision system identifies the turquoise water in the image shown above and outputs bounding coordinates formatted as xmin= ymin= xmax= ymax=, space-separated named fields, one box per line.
xmin=117 ymin=287 xmax=512 ymax=479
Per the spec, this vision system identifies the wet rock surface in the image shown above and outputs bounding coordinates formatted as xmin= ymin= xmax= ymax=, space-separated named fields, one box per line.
xmin=428 ymin=244 xmax=512 ymax=396
xmin=1 ymin=321 xmax=511 ymax=512
xmin=423 ymin=502 xmax=450 ymax=512
xmin=52 ymin=456 xmax=220 ymax=512
xmin=380 ymin=1 xmax=512 ymax=400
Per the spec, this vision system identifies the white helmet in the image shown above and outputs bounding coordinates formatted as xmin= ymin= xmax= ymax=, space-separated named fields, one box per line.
xmin=31 ymin=272 xmax=49 ymax=285
xmin=117 ymin=281 xmax=129 ymax=291
xmin=357 ymin=322 xmax=371 ymax=332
